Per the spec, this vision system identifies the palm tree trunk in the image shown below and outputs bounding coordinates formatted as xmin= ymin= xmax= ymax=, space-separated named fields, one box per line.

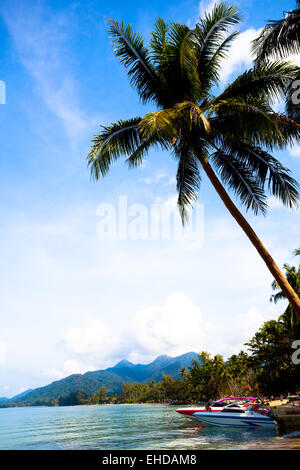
xmin=201 ymin=157 xmax=300 ymax=318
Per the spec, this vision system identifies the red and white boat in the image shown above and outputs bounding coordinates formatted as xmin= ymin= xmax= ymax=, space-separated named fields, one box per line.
xmin=193 ymin=405 xmax=276 ymax=428
xmin=176 ymin=397 xmax=262 ymax=419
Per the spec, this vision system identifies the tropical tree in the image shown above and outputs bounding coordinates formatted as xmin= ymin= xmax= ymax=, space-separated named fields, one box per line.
xmin=89 ymin=385 xmax=108 ymax=404
xmin=183 ymin=351 xmax=256 ymax=400
xmin=87 ymin=3 xmax=300 ymax=315
xmin=246 ymin=320 xmax=300 ymax=395
xmin=252 ymin=1 xmax=300 ymax=122
xmin=182 ymin=352 xmax=229 ymax=400
xmin=270 ymin=249 xmax=300 ymax=336
xmin=252 ymin=1 xmax=300 ymax=63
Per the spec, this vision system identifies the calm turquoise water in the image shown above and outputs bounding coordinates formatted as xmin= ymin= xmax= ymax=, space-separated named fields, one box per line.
xmin=0 ymin=404 xmax=277 ymax=450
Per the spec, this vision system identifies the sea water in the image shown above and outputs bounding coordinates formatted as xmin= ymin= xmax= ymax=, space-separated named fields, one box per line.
xmin=0 ymin=403 xmax=277 ymax=450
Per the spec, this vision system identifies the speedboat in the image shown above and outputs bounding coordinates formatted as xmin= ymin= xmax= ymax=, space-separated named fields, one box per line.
xmin=176 ymin=397 xmax=260 ymax=419
xmin=193 ymin=404 xmax=276 ymax=428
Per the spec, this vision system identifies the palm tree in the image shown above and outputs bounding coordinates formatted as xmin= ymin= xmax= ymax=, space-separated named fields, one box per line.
xmin=270 ymin=249 xmax=300 ymax=336
xmin=252 ymin=1 xmax=300 ymax=63
xmin=87 ymin=3 xmax=300 ymax=316
xmin=252 ymin=1 xmax=300 ymax=121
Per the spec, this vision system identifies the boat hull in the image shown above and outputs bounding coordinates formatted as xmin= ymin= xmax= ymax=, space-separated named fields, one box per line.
xmin=176 ymin=398 xmax=260 ymax=419
xmin=193 ymin=411 xmax=276 ymax=428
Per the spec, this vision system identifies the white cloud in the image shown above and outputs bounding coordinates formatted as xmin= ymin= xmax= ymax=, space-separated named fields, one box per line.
xmin=187 ymin=1 xmax=221 ymax=29
xmin=267 ymin=196 xmax=284 ymax=209
xmin=127 ymin=292 xmax=266 ymax=363
xmin=141 ymin=170 xmax=176 ymax=186
xmin=208 ymin=306 xmax=266 ymax=357
xmin=198 ymin=0 xmax=218 ymax=17
xmin=290 ymin=145 xmax=300 ymax=158
xmin=128 ymin=292 xmax=209 ymax=362
xmin=52 ymin=291 xmax=267 ymax=374
xmin=142 ymin=171 xmax=167 ymax=185
xmin=0 ymin=341 xmax=6 ymax=365
xmin=237 ymin=306 xmax=265 ymax=335
xmin=64 ymin=318 xmax=119 ymax=356
xmin=219 ymin=28 xmax=262 ymax=83
xmin=45 ymin=359 xmax=96 ymax=380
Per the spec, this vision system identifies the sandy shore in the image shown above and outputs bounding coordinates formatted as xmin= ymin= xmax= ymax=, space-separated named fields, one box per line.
xmin=247 ymin=436 xmax=300 ymax=450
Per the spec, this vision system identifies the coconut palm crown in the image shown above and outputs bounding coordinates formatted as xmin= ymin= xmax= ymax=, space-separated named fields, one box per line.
xmin=87 ymin=3 xmax=300 ymax=315
xmin=252 ymin=1 xmax=300 ymax=122
xmin=252 ymin=0 xmax=300 ymax=63
xmin=270 ymin=249 xmax=300 ymax=336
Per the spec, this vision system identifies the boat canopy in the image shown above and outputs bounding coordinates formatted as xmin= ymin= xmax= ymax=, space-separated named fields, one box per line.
xmin=214 ymin=397 xmax=257 ymax=403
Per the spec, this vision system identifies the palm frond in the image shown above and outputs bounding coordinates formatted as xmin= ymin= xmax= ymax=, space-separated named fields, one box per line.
xmin=215 ymin=62 xmax=300 ymax=104
xmin=196 ymin=3 xmax=241 ymax=59
xmin=210 ymin=143 xmax=268 ymax=215
xmin=204 ymin=31 xmax=240 ymax=86
xmin=108 ymin=18 xmax=158 ymax=104
xmin=274 ymin=113 xmax=300 ymax=147
xmin=174 ymin=144 xmax=201 ymax=224
xmin=139 ymin=108 xmax=176 ymax=146
xmin=209 ymin=106 xmax=300 ymax=151
xmin=212 ymin=140 xmax=300 ymax=209
xmin=161 ymin=22 xmax=200 ymax=104
xmin=174 ymin=101 xmax=211 ymax=133
xmin=194 ymin=3 xmax=241 ymax=90
xmin=87 ymin=118 xmax=142 ymax=179
xmin=208 ymin=98 xmax=284 ymax=147
xmin=270 ymin=256 xmax=300 ymax=306
xmin=270 ymin=290 xmax=286 ymax=304
xmin=150 ymin=17 xmax=169 ymax=67
xmin=125 ymin=139 xmax=154 ymax=169
xmin=252 ymin=6 xmax=300 ymax=63
xmin=179 ymin=29 xmax=202 ymax=102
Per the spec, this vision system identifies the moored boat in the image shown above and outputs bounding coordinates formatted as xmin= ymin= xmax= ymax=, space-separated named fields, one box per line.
xmin=193 ymin=405 xmax=276 ymax=428
xmin=176 ymin=397 xmax=260 ymax=418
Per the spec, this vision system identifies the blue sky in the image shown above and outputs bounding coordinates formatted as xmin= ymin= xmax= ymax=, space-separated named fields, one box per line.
xmin=0 ymin=0 xmax=299 ymax=397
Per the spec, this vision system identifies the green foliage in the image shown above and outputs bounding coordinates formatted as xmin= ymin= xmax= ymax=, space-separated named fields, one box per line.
xmin=31 ymin=398 xmax=57 ymax=407
xmin=58 ymin=391 xmax=88 ymax=406
xmin=252 ymin=1 xmax=300 ymax=63
xmin=194 ymin=3 xmax=241 ymax=94
xmin=88 ymin=386 xmax=108 ymax=404
xmin=182 ymin=351 xmax=257 ymax=401
xmin=246 ymin=320 xmax=300 ymax=395
xmin=119 ymin=375 xmax=189 ymax=403
xmin=270 ymin=250 xmax=300 ymax=337
xmin=252 ymin=1 xmax=300 ymax=123
xmin=108 ymin=19 xmax=158 ymax=104
xmin=88 ymin=4 xmax=300 ymax=222
xmin=244 ymin=251 xmax=300 ymax=396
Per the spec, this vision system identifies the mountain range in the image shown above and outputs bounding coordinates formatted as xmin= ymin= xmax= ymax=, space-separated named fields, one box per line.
xmin=6 ymin=352 xmax=198 ymax=405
